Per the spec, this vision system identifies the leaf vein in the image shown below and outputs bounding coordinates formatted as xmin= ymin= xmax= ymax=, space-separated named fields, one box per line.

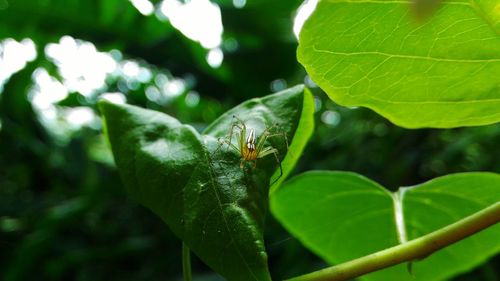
xmin=312 ymin=46 xmax=500 ymax=63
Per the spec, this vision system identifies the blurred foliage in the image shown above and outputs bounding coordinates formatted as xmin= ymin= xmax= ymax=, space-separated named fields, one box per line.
xmin=0 ymin=1 xmax=498 ymax=281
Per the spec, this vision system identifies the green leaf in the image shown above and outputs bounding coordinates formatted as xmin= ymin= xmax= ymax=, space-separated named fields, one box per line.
xmin=99 ymin=85 xmax=314 ymax=281
xmin=297 ymin=0 xmax=500 ymax=128
xmin=271 ymin=171 xmax=500 ymax=281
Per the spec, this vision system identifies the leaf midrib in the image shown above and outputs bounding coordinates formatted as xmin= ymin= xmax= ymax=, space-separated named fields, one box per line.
xmin=202 ymin=143 xmax=262 ymax=281
xmin=311 ymin=47 xmax=500 ymax=63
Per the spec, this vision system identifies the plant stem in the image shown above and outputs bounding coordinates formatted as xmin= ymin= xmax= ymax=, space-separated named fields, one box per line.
xmin=183 ymin=242 xmax=192 ymax=281
xmin=287 ymin=202 xmax=500 ymax=281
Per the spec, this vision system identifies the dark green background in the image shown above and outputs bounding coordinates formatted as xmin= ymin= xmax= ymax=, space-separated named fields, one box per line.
xmin=0 ymin=1 xmax=498 ymax=280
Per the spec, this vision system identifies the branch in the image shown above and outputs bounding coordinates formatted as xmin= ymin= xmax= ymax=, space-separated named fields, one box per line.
xmin=287 ymin=202 xmax=500 ymax=281
xmin=182 ymin=242 xmax=192 ymax=281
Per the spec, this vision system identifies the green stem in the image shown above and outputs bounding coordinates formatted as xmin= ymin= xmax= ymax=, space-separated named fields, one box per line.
xmin=183 ymin=242 xmax=192 ymax=281
xmin=287 ymin=202 xmax=500 ymax=281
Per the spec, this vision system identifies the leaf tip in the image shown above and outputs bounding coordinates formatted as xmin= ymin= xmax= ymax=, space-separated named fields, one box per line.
xmin=96 ymin=98 xmax=115 ymax=115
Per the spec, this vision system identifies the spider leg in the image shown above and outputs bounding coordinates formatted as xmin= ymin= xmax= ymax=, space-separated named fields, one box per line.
xmin=214 ymin=137 xmax=225 ymax=155
xmin=263 ymin=130 xmax=292 ymax=157
xmin=257 ymin=147 xmax=283 ymax=185
xmin=225 ymin=117 xmax=244 ymax=150
xmin=232 ymin=115 xmax=246 ymax=125
xmin=228 ymin=115 xmax=248 ymax=153
xmin=217 ymin=136 xmax=240 ymax=153
xmin=255 ymin=122 xmax=283 ymax=152
xmin=255 ymin=130 xmax=269 ymax=153
xmin=268 ymin=123 xmax=290 ymax=149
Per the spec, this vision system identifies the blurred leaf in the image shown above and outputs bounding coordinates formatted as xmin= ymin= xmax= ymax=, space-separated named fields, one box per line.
xmin=4 ymin=198 xmax=88 ymax=281
xmin=99 ymin=85 xmax=312 ymax=281
xmin=0 ymin=0 xmax=306 ymax=103
xmin=271 ymin=171 xmax=500 ymax=281
xmin=0 ymin=0 xmax=172 ymax=45
xmin=211 ymin=0 xmax=304 ymax=100
xmin=298 ymin=1 xmax=500 ymax=128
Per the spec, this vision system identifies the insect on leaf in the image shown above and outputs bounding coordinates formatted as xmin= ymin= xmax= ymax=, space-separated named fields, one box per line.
xmin=99 ymin=85 xmax=314 ymax=281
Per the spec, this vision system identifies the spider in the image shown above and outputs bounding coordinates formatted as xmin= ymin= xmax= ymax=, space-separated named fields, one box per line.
xmin=217 ymin=115 xmax=288 ymax=184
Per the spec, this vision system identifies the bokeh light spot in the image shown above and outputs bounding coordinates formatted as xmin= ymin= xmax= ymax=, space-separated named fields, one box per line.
xmin=185 ymin=91 xmax=200 ymax=107
xmin=321 ymin=110 xmax=341 ymax=127
xmin=101 ymin=92 xmax=127 ymax=104
xmin=0 ymin=38 xmax=37 ymax=91
xmin=207 ymin=48 xmax=224 ymax=68
xmin=293 ymin=0 xmax=318 ymax=39
xmin=270 ymin=79 xmax=287 ymax=92
xmin=233 ymin=0 xmax=246 ymax=9
xmin=65 ymin=107 xmax=96 ymax=128
xmin=45 ymin=36 xmax=117 ymax=97
xmin=160 ymin=0 xmax=223 ymax=49
xmin=129 ymin=0 xmax=155 ymax=15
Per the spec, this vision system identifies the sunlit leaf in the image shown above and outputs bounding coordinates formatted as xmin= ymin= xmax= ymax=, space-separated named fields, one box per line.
xmin=271 ymin=171 xmax=500 ymax=280
xmin=298 ymin=0 xmax=500 ymax=128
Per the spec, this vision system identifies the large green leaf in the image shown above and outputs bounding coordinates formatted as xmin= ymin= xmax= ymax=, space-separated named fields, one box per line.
xmin=271 ymin=171 xmax=500 ymax=281
xmin=99 ymin=85 xmax=314 ymax=281
xmin=298 ymin=0 xmax=500 ymax=128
